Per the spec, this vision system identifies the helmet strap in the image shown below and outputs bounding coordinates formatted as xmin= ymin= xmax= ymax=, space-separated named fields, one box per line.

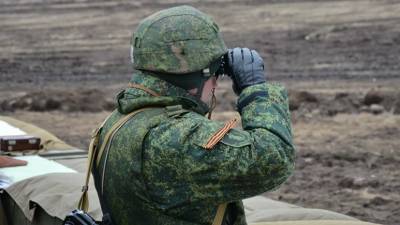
xmin=207 ymin=88 xmax=217 ymax=119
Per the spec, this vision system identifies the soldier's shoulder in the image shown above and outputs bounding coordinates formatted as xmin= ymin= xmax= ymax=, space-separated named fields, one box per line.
xmin=148 ymin=111 xmax=251 ymax=150
xmin=153 ymin=111 xmax=225 ymax=140
xmin=178 ymin=112 xmax=252 ymax=149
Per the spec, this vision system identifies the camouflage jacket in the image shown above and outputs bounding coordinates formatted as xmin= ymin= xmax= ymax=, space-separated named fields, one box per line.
xmin=92 ymin=71 xmax=295 ymax=225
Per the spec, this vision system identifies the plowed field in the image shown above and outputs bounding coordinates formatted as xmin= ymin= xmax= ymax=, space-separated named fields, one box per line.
xmin=1 ymin=1 xmax=399 ymax=224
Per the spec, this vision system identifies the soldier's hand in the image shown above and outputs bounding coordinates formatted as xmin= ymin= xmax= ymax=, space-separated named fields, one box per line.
xmin=227 ymin=48 xmax=266 ymax=95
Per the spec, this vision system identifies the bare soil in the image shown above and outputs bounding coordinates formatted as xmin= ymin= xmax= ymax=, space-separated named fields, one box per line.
xmin=1 ymin=0 xmax=400 ymax=225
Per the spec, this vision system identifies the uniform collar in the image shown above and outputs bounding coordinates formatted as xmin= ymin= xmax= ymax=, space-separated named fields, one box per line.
xmin=117 ymin=71 xmax=210 ymax=115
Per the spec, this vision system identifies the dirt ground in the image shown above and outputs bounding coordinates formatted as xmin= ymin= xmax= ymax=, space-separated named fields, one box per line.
xmin=1 ymin=0 xmax=400 ymax=225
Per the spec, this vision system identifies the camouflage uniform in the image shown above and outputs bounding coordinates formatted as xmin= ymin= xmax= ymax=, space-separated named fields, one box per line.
xmin=92 ymin=5 xmax=295 ymax=225
xmin=93 ymin=71 xmax=294 ymax=225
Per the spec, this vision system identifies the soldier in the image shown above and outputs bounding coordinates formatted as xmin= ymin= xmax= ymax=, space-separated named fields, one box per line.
xmin=92 ymin=5 xmax=295 ymax=225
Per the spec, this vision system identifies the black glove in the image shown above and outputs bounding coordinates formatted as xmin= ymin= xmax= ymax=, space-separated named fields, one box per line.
xmin=226 ymin=48 xmax=266 ymax=95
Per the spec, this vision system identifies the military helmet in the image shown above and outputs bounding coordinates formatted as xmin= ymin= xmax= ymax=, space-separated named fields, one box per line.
xmin=131 ymin=5 xmax=227 ymax=74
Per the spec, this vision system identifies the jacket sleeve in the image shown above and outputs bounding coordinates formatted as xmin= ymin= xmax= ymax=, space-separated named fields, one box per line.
xmin=143 ymin=83 xmax=295 ymax=205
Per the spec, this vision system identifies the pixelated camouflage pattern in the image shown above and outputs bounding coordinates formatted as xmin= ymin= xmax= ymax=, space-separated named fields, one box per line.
xmin=93 ymin=72 xmax=295 ymax=225
xmin=131 ymin=5 xmax=227 ymax=74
